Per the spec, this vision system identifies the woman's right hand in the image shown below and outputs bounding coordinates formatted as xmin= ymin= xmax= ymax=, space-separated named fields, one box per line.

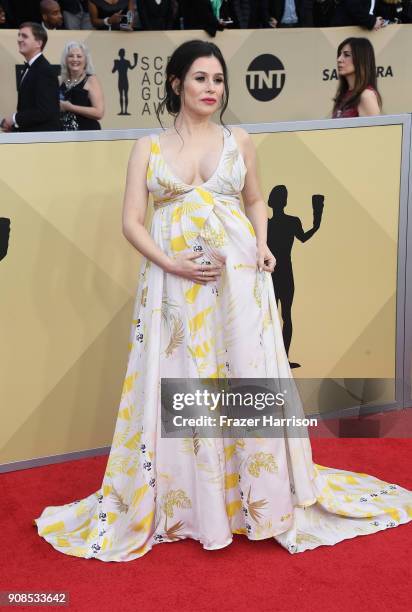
xmin=167 ymin=252 xmax=224 ymax=285
xmin=109 ymin=11 xmax=123 ymax=25
xmin=60 ymin=100 xmax=72 ymax=112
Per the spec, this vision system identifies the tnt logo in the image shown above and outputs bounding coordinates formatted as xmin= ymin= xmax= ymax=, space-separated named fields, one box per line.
xmin=246 ymin=54 xmax=286 ymax=102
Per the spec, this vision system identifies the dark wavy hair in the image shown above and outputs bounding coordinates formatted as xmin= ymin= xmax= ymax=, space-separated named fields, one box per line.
xmin=333 ymin=37 xmax=382 ymax=115
xmin=156 ymin=40 xmax=229 ymax=128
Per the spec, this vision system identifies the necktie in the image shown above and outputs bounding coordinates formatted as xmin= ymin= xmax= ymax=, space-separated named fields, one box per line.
xmin=20 ymin=62 xmax=30 ymax=87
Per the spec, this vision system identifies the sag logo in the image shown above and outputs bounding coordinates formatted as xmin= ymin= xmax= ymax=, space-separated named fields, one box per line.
xmin=246 ymin=54 xmax=286 ymax=102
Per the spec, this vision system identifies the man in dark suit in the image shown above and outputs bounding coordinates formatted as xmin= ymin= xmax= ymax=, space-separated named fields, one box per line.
xmin=263 ymin=0 xmax=314 ymax=27
xmin=332 ymin=0 xmax=385 ymax=29
xmin=1 ymin=22 xmax=60 ymax=132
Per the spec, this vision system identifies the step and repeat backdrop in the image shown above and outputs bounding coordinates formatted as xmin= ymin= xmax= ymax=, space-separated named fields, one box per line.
xmin=0 ymin=26 xmax=412 ymax=128
xmin=0 ymin=117 xmax=409 ymax=468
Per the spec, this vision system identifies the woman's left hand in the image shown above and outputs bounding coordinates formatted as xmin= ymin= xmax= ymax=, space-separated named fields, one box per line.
xmin=60 ymin=100 xmax=72 ymax=112
xmin=257 ymin=243 xmax=276 ymax=273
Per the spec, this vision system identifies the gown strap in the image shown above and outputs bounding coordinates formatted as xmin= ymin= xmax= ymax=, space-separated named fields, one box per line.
xmin=147 ymin=132 xmax=161 ymax=176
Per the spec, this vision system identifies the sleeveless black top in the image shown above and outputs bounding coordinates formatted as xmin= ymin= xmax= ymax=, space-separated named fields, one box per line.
xmin=60 ymin=76 xmax=101 ymax=131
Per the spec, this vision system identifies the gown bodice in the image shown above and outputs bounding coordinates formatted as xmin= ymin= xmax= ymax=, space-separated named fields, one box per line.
xmin=146 ymin=128 xmax=249 ymax=252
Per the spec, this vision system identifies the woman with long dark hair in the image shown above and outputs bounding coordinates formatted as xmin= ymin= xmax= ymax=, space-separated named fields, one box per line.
xmin=34 ymin=40 xmax=412 ymax=562
xmin=332 ymin=37 xmax=382 ymax=118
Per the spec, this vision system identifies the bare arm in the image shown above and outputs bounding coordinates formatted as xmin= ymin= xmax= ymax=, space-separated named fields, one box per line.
xmin=88 ymin=1 xmax=102 ymax=27
xmin=233 ymin=126 xmax=275 ymax=272
xmin=234 ymin=127 xmax=268 ymax=246
xmin=122 ymin=136 xmax=174 ymax=270
xmin=358 ymin=89 xmax=381 ymax=117
xmin=63 ymin=76 xmax=105 ymax=120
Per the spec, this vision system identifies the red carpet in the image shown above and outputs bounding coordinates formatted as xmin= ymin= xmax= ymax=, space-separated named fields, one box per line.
xmin=1 ymin=438 xmax=411 ymax=612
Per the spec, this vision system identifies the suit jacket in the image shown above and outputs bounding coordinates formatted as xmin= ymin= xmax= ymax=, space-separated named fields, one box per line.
xmin=16 ymin=54 xmax=61 ymax=132
xmin=7 ymin=0 xmax=42 ymax=25
xmin=375 ymin=0 xmax=412 ymax=23
xmin=331 ymin=0 xmax=376 ymax=29
xmin=181 ymin=0 xmax=224 ymax=36
xmin=263 ymin=0 xmax=314 ymax=26
xmin=138 ymin=0 xmax=175 ymax=30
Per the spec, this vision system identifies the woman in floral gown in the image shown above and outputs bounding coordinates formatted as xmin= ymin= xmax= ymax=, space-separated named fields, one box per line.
xmin=34 ymin=40 xmax=412 ymax=561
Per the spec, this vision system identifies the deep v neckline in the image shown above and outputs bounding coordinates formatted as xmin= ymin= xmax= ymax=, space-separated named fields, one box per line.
xmin=156 ymin=128 xmax=226 ymax=189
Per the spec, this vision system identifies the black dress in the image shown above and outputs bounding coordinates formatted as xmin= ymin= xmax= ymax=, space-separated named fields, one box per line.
xmin=59 ymin=76 xmax=101 ymax=131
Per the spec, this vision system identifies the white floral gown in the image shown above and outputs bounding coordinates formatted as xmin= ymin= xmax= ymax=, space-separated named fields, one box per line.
xmin=34 ymin=128 xmax=412 ymax=561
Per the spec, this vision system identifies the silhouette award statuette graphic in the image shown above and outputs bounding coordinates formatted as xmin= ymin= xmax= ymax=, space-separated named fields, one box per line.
xmin=267 ymin=185 xmax=325 ymax=368
xmin=112 ymin=49 xmax=138 ymax=115
xmin=0 ymin=218 xmax=10 ymax=262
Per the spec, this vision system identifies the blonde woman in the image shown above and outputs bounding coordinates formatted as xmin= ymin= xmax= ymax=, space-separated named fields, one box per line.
xmin=59 ymin=41 xmax=104 ymax=130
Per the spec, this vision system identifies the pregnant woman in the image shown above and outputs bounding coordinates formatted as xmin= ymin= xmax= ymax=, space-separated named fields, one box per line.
xmin=34 ymin=40 xmax=412 ymax=561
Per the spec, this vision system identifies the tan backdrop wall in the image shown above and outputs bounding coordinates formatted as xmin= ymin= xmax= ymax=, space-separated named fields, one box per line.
xmin=0 ymin=26 xmax=411 ymax=128
xmin=0 ymin=124 xmax=403 ymax=466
